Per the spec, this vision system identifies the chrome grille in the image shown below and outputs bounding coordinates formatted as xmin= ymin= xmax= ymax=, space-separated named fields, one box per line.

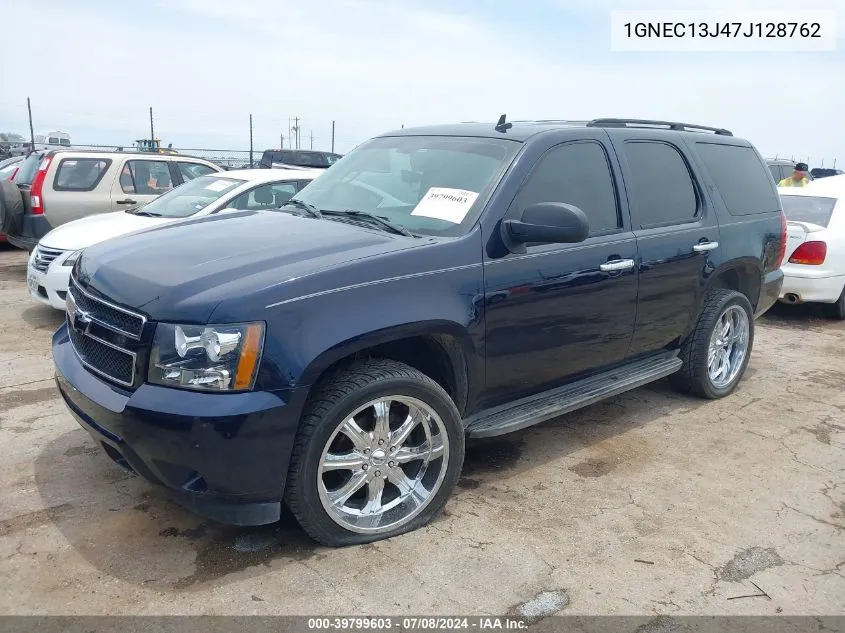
xmin=69 ymin=278 xmax=145 ymax=339
xmin=67 ymin=321 xmax=135 ymax=386
xmin=32 ymin=245 xmax=66 ymax=273
xmin=65 ymin=277 xmax=147 ymax=388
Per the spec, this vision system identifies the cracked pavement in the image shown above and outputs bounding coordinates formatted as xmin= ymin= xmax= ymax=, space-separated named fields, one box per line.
xmin=0 ymin=247 xmax=843 ymax=616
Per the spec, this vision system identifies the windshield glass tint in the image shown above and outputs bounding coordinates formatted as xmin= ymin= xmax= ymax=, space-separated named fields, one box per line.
xmin=780 ymin=195 xmax=837 ymax=227
xmin=293 ymin=135 xmax=519 ymax=236
xmin=139 ymin=175 xmax=244 ymax=218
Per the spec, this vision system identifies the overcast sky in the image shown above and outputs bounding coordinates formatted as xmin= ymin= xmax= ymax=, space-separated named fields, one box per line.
xmin=0 ymin=0 xmax=843 ymax=164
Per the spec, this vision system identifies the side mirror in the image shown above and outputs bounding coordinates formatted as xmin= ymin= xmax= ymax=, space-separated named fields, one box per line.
xmin=502 ymin=202 xmax=589 ymax=253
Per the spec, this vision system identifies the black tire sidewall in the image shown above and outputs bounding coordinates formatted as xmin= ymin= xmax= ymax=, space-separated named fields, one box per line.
xmin=698 ymin=292 xmax=754 ymax=398
xmin=0 ymin=181 xmax=24 ymax=235
xmin=288 ymin=373 xmax=464 ymax=546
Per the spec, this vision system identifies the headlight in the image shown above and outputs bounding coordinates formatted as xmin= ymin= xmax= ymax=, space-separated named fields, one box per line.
xmin=63 ymin=250 xmax=82 ymax=267
xmin=149 ymin=322 xmax=265 ymax=392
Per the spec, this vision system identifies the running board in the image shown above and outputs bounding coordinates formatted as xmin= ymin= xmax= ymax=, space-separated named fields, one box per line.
xmin=464 ymin=352 xmax=682 ymax=438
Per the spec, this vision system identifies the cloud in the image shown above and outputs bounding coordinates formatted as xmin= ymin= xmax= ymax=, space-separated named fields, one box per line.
xmin=0 ymin=0 xmax=842 ymax=163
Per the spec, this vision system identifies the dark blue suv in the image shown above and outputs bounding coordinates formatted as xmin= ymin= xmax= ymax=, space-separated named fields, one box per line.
xmin=52 ymin=118 xmax=785 ymax=546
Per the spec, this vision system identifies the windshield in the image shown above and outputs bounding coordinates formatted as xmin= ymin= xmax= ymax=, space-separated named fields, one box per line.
xmin=292 ymin=135 xmax=520 ymax=236
xmin=137 ymin=175 xmax=245 ymax=218
xmin=780 ymin=195 xmax=838 ymax=227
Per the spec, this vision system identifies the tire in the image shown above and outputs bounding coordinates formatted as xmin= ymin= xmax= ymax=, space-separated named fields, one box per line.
xmin=285 ymin=358 xmax=465 ymax=546
xmin=823 ymin=286 xmax=845 ymax=320
xmin=0 ymin=180 xmax=24 ymax=235
xmin=670 ymin=289 xmax=754 ymax=399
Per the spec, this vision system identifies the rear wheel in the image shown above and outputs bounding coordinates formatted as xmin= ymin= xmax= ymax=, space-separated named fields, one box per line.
xmin=670 ymin=289 xmax=754 ymax=399
xmin=823 ymin=286 xmax=845 ymax=320
xmin=285 ymin=358 xmax=464 ymax=546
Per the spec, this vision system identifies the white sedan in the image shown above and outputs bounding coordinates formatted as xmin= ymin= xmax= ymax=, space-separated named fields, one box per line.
xmin=778 ymin=174 xmax=845 ymax=319
xmin=27 ymin=168 xmax=320 ymax=310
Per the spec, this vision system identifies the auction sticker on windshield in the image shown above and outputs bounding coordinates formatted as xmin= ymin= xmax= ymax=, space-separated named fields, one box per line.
xmin=411 ymin=188 xmax=479 ymax=224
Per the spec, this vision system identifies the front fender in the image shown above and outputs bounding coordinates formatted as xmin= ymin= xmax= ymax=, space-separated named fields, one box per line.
xmin=258 ymin=258 xmax=486 ymax=399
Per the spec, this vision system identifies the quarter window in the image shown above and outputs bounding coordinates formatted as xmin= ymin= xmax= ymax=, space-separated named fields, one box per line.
xmin=696 ymin=143 xmax=781 ymax=216
xmin=513 ymin=141 xmax=621 ymax=235
xmin=121 ymin=160 xmax=174 ymax=195
xmin=623 ymin=142 xmax=697 ymax=228
xmin=54 ymin=158 xmax=111 ymax=191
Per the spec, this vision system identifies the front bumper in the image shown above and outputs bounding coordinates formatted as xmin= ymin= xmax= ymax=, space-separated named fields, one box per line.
xmin=27 ymin=253 xmax=72 ymax=310
xmin=755 ymin=269 xmax=784 ymax=317
xmin=53 ymin=324 xmax=307 ymax=526
xmin=779 ymin=272 xmax=845 ymax=304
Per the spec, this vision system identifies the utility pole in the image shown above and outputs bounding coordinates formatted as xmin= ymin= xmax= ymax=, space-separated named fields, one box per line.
xmin=293 ymin=117 xmax=300 ymax=149
xmin=149 ymin=107 xmax=155 ymax=143
xmin=331 ymin=120 xmax=335 ymax=153
xmin=310 ymin=130 xmax=314 ymax=150
xmin=27 ymin=97 xmax=35 ymax=150
xmin=249 ymin=114 xmax=254 ymax=167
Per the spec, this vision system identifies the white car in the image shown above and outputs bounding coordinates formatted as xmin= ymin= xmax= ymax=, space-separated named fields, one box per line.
xmin=27 ymin=168 xmax=320 ymax=310
xmin=778 ymin=174 xmax=845 ymax=319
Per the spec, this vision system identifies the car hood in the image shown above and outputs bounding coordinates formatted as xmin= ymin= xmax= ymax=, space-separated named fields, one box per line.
xmin=40 ymin=211 xmax=175 ymax=250
xmin=75 ymin=210 xmax=424 ymax=322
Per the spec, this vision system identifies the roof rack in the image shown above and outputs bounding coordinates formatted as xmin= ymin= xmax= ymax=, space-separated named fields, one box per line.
xmin=586 ymin=118 xmax=733 ymax=136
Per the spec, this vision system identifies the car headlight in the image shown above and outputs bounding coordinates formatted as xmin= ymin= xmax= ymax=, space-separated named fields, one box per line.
xmin=148 ymin=322 xmax=265 ymax=392
xmin=63 ymin=250 xmax=82 ymax=267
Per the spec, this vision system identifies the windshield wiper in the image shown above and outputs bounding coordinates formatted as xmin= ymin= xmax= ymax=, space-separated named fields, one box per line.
xmin=125 ymin=209 xmax=162 ymax=217
xmin=322 ymin=210 xmax=415 ymax=237
xmin=279 ymin=199 xmax=322 ymax=218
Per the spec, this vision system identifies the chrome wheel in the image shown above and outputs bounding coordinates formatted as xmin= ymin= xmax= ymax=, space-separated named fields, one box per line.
xmin=317 ymin=396 xmax=449 ymax=534
xmin=707 ymin=305 xmax=749 ymax=389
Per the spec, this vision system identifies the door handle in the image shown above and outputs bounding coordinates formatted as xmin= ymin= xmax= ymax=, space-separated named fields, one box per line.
xmin=116 ymin=198 xmax=137 ymax=205
xmin=693 ymin=241 xmax=719 ymax=253
xmin=600 ymin=259 xmax=635 ymax=272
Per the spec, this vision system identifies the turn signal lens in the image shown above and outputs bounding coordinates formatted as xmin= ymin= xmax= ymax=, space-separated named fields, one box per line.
xmin=234 ymin=324 xmax=264 ymax=390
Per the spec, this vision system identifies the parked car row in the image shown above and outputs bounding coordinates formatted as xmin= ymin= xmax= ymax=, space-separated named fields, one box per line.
xmin=26 ymin=116 xmax=794 ymax=548
xmin=6 ymin=117 xmax=840 ymax=548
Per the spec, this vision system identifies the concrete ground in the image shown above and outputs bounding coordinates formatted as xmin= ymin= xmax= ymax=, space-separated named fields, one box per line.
xmin=0 ymin=244 xmax=842 ymax=617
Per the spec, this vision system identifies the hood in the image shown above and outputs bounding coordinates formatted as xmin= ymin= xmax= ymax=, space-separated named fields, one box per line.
xmin=41 ymin=211 xmax=174 ymax=250
xmin=75 ymin=210 xmax=425 ymax=322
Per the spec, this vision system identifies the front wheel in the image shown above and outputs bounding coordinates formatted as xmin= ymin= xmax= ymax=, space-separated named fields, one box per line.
xmin=670 ymin=289 xmax=754 ymax=399
xmin=285 ymin=358 xmax=464 ymax=546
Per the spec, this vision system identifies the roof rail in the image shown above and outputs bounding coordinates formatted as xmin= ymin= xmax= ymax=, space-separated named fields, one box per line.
xmin=586 ymin=118 xmax=733 ymax=136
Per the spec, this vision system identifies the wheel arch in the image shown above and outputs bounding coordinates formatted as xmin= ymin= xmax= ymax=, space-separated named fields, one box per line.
xmin=297 ymin=320 xmax=476 ymax=416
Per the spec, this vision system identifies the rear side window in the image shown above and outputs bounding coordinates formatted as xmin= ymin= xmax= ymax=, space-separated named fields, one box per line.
xmin=768 ymin=164 xmax=783 ymax=182
xmin=780 ymin=195 xmax=837 ymax=227
xmin=696 ymin=143 xmax=781 ymax=215
xmin=54 ymin=158 xmax=112 ymax=191
xmin=514 ymin=141 xmax=621 ymax=235
xmin=623 ymin=142 xmax=697 ymax=228
xmin=178 ymin=162 xmax=217 ymax=181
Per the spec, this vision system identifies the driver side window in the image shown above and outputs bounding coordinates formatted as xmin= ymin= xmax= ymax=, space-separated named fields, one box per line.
xmin=512 ymin=142 xmax=621 ymax=236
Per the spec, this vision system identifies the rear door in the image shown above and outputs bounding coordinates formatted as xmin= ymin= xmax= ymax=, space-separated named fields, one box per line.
xmin=110 ymin=158 xmax=175 ymax=211
xmin=46 ymin=156 xmax=114 ymax=225
xmin=609 ymin=132 xmax=720 ymax=356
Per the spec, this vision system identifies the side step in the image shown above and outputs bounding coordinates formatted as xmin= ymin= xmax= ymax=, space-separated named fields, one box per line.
xmin=464 ymin=352 xmax=682 ymax=438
